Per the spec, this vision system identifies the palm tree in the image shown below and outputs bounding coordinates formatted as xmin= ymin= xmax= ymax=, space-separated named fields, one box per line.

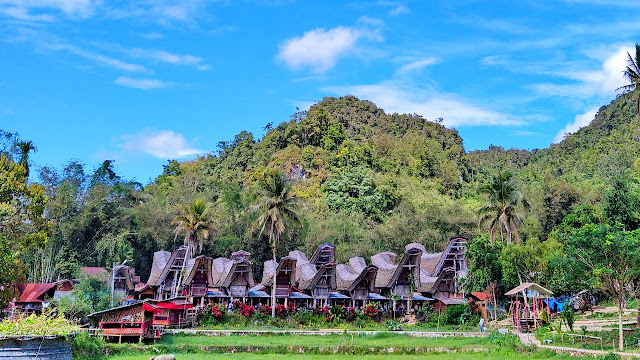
xmin=251 ymin=171 xmax=301 ymax=318
xmin=15 ymin=140 xmax=36 ymax=179
xmin=478 ymin=171 xmax=530 ymax=245
xmin=172 ymin=198 xmax=220 ymax=259
xmin=618 ymin=43 xmax=640 ymax=117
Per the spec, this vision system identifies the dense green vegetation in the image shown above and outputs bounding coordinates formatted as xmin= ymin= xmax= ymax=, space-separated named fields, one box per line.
xmin=4 ymin=88 xmax=640 ymax=302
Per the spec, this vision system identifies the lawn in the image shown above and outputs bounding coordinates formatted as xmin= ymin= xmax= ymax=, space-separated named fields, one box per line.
xmin=156 ymin=333 xmax=489 ymax=348
xmin=106 ymin=352 xmax=605 ymax=360
xmin=95 ymin=334 xmax=617 ymax=360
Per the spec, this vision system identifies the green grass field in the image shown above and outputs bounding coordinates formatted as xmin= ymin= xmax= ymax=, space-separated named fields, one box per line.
xmin=106 ymin=352 xmax=604 ymax=360
xmin=156 ymin=333 xmax=488 ymax=348
xmin=97 ymin=334 xmax=616 ymax=360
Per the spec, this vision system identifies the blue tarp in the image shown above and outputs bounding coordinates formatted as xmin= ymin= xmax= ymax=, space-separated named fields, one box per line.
xmin=543 ymin=298 xmax=565 ymax=312
xmin=248 ymin=290 xmax=270 ymax=298
xmin=289 ymin=292 xmax=312 ymax=299
xmin=412 ymin=294 xmax=434 ymax=301
xmin=329 ymin=292 xmax=350 ymax=299
xmin=368 ymin=293 xmax=388 ymax=300
xmin=206 ymin=290 xmax=228 ymax=298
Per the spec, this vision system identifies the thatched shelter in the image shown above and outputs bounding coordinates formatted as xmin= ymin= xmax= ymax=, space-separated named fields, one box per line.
xmin=506 ymin=282 xmax=553 ymax=332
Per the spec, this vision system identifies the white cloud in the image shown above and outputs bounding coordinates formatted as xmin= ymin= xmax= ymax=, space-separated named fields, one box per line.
xmin=553 ymin=106 xmax=600 ymax=143
xmin=120 ymin=130 xmax=203 ymax=159
xmin=129 ymin=48 xmax=203 ymax=66
xmin=396 ymin=56 xmax=438 ymax=74
xmin=277 ymin=26 xmax=380 ymax=73
xmin=0 ymin=0 xmax=97 ymax=20
xmin=50 ymin=42 xmax=147 ymax=72
xmin=531 ymin=45 xmax=633 ymax=98
xmin=324 ymin=82 xmax=522 ymax=127
xmin=113 ymin=76 xmax=170 ymax=90
xmin=389 ymin=5 xmax=409 ymax=16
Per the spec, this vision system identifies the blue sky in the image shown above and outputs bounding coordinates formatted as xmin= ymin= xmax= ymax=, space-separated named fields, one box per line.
xmin=1 ymin=0 xmax=639 ymax=183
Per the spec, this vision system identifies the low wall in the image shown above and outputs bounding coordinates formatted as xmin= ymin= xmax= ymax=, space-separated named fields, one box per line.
xmin=0 ymin=335 xmax=73 ymax=360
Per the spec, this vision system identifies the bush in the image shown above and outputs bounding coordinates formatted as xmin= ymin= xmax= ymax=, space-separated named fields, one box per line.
xmin=443 ymin=304 xmax=478 ymax=325
xmin=72 ymin=331 xmax=104 ymax=360
xmin=0 ymin=314 xmax=77 ymax=336
xmin=199 ymin=303 xmax=225 ymax=326
xmin=560 ymin=307 xmax=576 ymax=332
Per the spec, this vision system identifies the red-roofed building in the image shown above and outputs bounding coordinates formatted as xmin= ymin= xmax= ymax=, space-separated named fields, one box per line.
xmin=470 ymin=292 xmax=491 ymax=321
xmin=13 ymin=280 xmax=75 ymax=316
xmin=79 ymin=267 xmax=110 ymax=281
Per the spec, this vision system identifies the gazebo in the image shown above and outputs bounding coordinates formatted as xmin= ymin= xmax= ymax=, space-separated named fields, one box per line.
xmin=505 ymin=282 xmax=553 ymax=332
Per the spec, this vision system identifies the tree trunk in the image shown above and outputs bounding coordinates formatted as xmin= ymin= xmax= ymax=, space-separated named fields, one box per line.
xmin=619 ymin=300 xmax=624 ymax=352
xmin=272 ymin=246 xmax=276 ymax=319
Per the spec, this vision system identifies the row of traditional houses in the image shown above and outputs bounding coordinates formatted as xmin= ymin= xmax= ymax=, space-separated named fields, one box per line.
xmin=138 ymin=236 xmax=469 ymax=310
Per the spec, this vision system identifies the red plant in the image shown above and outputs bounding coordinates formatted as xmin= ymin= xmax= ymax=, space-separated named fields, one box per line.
xmin=258 ymin=305 xmax=271 ymax=315
xmin=235 ymin=302 xmax=255 ymax=317
xmin=209 ymin=304 xmax=224 ymax=319
xmin=363 ymin=304 xmax=380 ymax=317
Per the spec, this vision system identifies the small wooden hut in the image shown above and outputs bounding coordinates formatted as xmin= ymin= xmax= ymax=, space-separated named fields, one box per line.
xmin=89 ymin=301 xmax=160 ymax=343
xmin=505 ymin=282 xmax=553 ymax=332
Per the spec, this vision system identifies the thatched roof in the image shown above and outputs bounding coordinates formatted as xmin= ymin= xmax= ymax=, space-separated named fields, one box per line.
xmin=336 ymin=257 xmax=377 ymax=292
xmin=111 ymin=264 xmax=135 ymax=290
xmin=288 ymin=250 xmax=317 ymax=287
xmin=147 ymin=250 xmax=171 ymax=286
xmin=336 ymin=263 xmax=358 ymax=291
xmin=211 ymin=257 xmax=234 ymax=287
xmin=300 ymin=263 xmax=336 ymax=290
xmin=505 ymin=282 xmax=553 ymax=297
xmin=220 ymin=259 xmax=255 ymax=289
xmin=261 ymin=256 xmax=297 ymax=286
xmin=183 ymin=255 xmax=214 ymax=285
xmin=372 ymin=246 xmax=422 ymax=288
xmin=151 ymin=246 xmax=188 ymax=288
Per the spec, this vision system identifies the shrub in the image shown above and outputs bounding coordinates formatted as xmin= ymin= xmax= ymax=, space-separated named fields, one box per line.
xmin=199 ymin=303 xmax=225 ymax=326
xmin=560 ymin=307 xmax=576 ymax=332
xmin=443 ymin=304 xmax=478 ymax=325
xmin=72 ymin=331 xmax=104 ymax=360
xmin=0 ymin=314 xmax=77 ymax=336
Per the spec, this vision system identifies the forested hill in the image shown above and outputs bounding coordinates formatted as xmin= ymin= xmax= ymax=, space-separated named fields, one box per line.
xmin=7 ymin=91 xmax=640 ymax=284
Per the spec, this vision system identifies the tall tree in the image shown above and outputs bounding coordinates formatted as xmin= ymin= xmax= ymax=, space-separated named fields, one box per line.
xmin=618 ymin=43 xmax=640 ymax=116
xmin=172 ymin=198 xmax=220 ymax=259
xmin=172 ymin=198 xmax=220 ymax=297
xmin=251 ymin=171 xmax=301 ymax=318
xmin=603 ymin=175 xmax=638 ymax=231
xmin=15 ymin=140 xmax=36 ymax=179
xmin=478 ymin=171 xmax=530 ymax=244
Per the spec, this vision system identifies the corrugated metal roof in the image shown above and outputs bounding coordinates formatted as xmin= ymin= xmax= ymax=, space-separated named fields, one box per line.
xmin=17 ymin=283 xmax=57 ymax=303
xmin=470 ymin=292 xmax=490 ymax=301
